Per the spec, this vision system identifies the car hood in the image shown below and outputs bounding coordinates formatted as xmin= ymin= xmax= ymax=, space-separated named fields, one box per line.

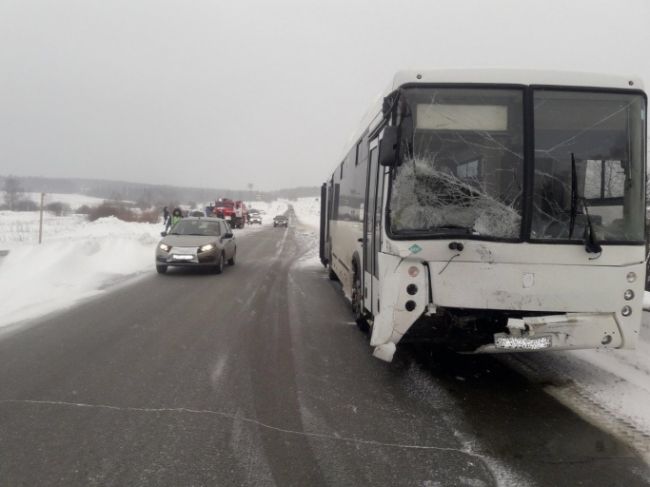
xmin=161 ymin=235 xmax=219 ymax=247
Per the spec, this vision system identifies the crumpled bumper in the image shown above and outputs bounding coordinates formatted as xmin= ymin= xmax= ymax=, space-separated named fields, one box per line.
xmin=476 ymin=312 xmax=623 ymax=353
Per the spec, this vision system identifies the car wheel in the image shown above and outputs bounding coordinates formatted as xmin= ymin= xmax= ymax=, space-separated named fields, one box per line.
xmin=228 ymin=249 xmax=236 ymax=266
xmin=156 ymin=265 xmax=168 ymax=274
xmin=214 ymin=253 xmax=224 ymax=274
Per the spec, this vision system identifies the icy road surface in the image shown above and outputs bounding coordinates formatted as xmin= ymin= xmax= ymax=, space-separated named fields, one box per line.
xmin=0 ymin=212 xmax=649 ymax=486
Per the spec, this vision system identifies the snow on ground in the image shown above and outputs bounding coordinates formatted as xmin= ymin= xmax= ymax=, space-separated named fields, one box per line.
xmin=23 ymin=192 xmax=108 ymax=209
xmin=0 ymin=215 xmax=161 ymax=329
xmin=521 ymin=311 xmax=650 ymax=439
xmin=0 ymin=204 xmax=278 ymax=330
xmin=0 ymin=211 xmax=88 ymax=247
xmin=291 ymin=197 xmax=320 ymax=230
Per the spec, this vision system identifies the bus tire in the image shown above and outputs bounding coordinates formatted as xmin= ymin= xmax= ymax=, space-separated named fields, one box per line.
xmin=328 ymin=265 xmax=338 ymax=281
xmin=352 ymin=270 xmax=369 ymax=333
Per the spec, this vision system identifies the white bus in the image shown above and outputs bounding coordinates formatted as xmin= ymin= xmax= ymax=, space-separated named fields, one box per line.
xmin=320 ymin=70 xmax=647 ymax=362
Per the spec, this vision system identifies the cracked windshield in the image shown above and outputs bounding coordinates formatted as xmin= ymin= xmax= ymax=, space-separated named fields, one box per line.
xmin=1 ymin=1 xmax=650 ymax=486
xmin=390 ymin=88 xmax=524 ymax=238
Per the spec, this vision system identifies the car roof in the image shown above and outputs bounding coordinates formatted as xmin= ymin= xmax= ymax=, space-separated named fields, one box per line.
xmin=182 ymin=216 xmax=225 ymax=222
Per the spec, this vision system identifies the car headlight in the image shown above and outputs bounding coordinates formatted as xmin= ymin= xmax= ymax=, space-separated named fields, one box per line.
xmin=199 ymin=243 xmax=215 ymax=252
xmin=159 ymin=243 xmax=170 ymax=252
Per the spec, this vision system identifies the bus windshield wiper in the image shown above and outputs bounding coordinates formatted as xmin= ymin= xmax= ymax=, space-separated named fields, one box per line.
xmin=582 ymin=198 xmax=602 ymax=256
xmin=570 ymin=153 xmax=601 ymax=256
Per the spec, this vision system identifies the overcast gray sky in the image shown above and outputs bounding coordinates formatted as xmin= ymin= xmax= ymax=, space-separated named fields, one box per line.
xmin=1 ymin=0 xmax=649 ymax=190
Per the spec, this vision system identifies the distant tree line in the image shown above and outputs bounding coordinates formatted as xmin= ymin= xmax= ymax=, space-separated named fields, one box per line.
xmin=0 ymin=175 xmax=320 ymax=208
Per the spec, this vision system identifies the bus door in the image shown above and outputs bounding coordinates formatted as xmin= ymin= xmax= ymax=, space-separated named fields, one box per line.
xmin=363 ymin=139 xmax=381 ymax=316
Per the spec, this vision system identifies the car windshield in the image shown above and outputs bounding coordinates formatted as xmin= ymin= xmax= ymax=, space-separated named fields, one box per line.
xmin=389 ymin=87 xmax=525 ymax=238
xmin=170 ymin=220 xmax=221 ymax=236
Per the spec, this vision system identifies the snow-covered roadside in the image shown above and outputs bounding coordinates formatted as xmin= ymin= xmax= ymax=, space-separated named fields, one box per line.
xmin=0 ymin=215 xmax=162 ymax=329
xmin=291 ymin=197 xmax=320 ymax=230
xmin=0 ymin=206 xmax=273 ymax=330
xmin=514 ymin=311 xmax=650 ymax=444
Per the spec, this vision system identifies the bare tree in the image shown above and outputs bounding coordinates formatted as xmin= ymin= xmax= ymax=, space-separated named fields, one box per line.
xmin=3 ymin=176 xmax=24 ymax=211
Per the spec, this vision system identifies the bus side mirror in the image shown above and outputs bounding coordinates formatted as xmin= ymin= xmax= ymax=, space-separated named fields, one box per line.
xmin=379 ymin=126 xmax=399 ymax=167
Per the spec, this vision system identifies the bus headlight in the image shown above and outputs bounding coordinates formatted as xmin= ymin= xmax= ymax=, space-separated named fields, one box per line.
xmin=621 ymin=305 xmax=632 ymax=317
xmin=626 ymin=272 xmax=637 ymax=283
xmin=624 ymin=289 xmax=634 ymax=301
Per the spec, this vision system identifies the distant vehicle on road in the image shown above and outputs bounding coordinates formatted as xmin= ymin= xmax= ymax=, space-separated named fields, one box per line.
xmin=155 ymin=217 xmax=236 ymax=274
xmin=249 ymin=212 xmax=262 ymax=225
xmin=214 ymin=198 xmax=247 ymax=229
xmin=273 ymin=215 xmax=288 ymax=227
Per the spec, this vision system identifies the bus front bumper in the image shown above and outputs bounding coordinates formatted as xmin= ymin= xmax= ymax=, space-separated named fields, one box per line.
xmin=475 ymin=312 xmax=622 ymax=353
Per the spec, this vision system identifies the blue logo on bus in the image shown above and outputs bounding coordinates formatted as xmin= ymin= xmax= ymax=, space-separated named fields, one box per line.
xmin=409 ymin=244 xmax=422 ymax=254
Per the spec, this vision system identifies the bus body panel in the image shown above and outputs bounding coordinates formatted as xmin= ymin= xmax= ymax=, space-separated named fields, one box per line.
xmin=329 ymin=219 xmax=363 ymax=299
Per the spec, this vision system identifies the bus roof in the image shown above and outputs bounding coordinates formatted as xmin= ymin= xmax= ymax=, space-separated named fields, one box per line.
xmin=338 ymin=69 xmax=645 ymax=161
xmin=387 ymin=69 xmax=643 ymax=92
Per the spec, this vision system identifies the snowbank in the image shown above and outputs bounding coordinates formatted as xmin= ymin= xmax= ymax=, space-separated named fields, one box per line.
xmin=0 ymin=215 xmax=161 ymax=329
xmin=291 ymin=197 xmax=320 ymax=230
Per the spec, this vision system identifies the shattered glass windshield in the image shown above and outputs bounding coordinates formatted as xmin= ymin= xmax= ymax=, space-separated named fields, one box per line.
xmin=532 ymin=90 xmax=646 ymax=242
xmin=389 ymin=88 xmax=524 ymax=238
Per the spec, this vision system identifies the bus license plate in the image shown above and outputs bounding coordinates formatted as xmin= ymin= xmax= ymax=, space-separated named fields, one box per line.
xmin=494 ymin=335 xmax=552 ymax=350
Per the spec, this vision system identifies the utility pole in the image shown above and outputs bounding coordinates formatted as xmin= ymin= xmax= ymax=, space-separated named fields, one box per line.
xmin=38 ymin=192 xmax=45 ymax=244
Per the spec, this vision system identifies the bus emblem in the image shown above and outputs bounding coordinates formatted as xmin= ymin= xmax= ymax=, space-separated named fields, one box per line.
xmin=409 ymin=244 xmax=422 ymax=254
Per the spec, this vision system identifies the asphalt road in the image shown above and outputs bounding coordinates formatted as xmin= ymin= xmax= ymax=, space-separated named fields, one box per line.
xmin=1 ymin=218 xmax=649 ymax=487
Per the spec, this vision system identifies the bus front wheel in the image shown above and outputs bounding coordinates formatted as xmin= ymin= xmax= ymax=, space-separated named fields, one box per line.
xmin=352 ymin=271 xmax=369 ymax=333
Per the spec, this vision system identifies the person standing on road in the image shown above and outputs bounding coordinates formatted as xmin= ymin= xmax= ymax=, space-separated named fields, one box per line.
xmin=162 ymin=206 xmax=171 ymax=232
xmin=170 ymin=207 xmax=183 ymax=230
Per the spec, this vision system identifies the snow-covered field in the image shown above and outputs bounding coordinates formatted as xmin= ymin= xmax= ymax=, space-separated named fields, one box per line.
xmin=0 ymin=201 xmax=278 ymax=330
xmin=0 ymin=211 xmax=87 ymax=246
xmin=23 ymin=192 xmax=108 ymax=209
xmin=291 ymin=195 xmax=650 ymax=451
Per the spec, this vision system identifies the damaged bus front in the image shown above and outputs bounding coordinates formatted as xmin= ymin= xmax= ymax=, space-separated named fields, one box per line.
xmin=322 ymin=71 xmax=647 ymax=362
